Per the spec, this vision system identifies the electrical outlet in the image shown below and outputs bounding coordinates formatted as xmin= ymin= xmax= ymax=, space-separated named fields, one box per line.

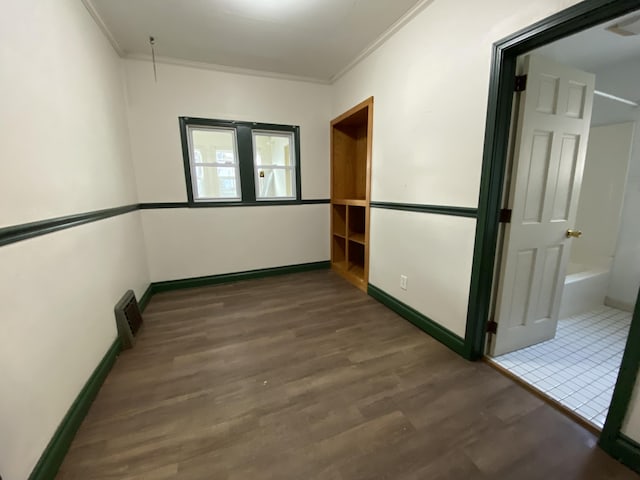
xmin=400 ymin=275 xmax=408 ymax=290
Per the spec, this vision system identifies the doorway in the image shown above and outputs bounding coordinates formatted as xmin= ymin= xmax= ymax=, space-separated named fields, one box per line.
xmin=486 ymin=26 xmax=639 ymax=426
xmin=465 ymin=0 xmax=640 ymax=469
xmin=488 ymin=63 xmax=636 ymax=425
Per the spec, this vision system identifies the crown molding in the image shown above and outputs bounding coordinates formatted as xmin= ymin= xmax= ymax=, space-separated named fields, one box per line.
xmin=80 ymin=0 xmax=124 ymax=56
xmin=124 ymin=53 xmax=333 ymax=85
xmin=330 ymin=0 xmax=436 ymax=83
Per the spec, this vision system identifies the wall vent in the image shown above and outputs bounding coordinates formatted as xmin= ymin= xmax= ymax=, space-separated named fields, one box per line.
xmin=114 ymin=290 xmax=143 ymax=349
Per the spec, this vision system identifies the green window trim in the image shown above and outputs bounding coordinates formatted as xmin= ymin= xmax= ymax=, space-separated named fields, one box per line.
xmin=179 ymin=117 xmax=302 ymax=206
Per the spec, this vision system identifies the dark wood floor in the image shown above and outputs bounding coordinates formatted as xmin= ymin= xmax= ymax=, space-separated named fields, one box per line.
xmin=57 ymin=270 xmax=638 ymax=479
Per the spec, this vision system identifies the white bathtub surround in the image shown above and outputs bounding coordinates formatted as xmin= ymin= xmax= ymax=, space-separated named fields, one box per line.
xmin=561 ymin=122 xmax=636 ymax=318
xmin=607 ymin=120 xmax=640 ymax=311
xmin=559 ymin=263 xmax=611 ymax=319
xmin=492 ymin=306 xmax=632 ymax=429
xmin=570 ymin=123 xmax=634 ymax=273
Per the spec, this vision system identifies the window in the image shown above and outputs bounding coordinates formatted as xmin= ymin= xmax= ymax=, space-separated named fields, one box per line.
xmin=189 ymin=127 xmax=241 ymax=200
xmin=179 ymin=117 xmax=301 ymax=205
xmin=253 ymin=131 xmax=296 ymax=200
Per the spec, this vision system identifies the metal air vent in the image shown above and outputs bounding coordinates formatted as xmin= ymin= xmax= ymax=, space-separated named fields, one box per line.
xmin=114 ymin=290 xmax=143 ymax=349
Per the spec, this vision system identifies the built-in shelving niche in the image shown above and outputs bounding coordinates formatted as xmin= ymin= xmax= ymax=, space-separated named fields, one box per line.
xmin=330 ymin=97 xmax=373 ymax=291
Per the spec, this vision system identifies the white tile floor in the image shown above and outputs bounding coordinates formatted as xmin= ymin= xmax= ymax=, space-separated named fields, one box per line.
xmin=491 ymin=305 xmax=632 ymax=429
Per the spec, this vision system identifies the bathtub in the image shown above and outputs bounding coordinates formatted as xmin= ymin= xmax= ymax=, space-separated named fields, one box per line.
xmin=558 ymin=262 xmax=611 ymax=319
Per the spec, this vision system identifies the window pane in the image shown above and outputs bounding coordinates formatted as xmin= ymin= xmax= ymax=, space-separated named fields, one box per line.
xmin=215 ymin=150 xmax=234 ymax=163
xmin=192 ymin=128 xmax=237 ymax=165
xmin=195 ymin=166 xmax=240 ymax=199
xmin=253 ymin=132 xmax=294 ymax=166
xmin=256 ymin=168 xmax=295 ymax=199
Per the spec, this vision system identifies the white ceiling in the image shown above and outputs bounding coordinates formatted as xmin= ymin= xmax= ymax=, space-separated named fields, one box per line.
xmin=85 ymin=0 xmax=425 ymax=82
xmin=535 ymin=11 xmax=640 ymax=73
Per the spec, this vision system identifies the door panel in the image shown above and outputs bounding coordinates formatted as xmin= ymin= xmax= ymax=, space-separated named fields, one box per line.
xmin=566 ymin=82 xmax=588 ymax=118
xmin=490 ymin=54 xmax=595 ymax=356
xmin=509 ymin=249 xmax=536 ymax=328
xmin=552 ymin=134 xmax=579 ymax=220
xmin=536 ymin=75 xmax=559 ymax=113
xmin=523 ymin=131 xmax=553 ymax=223
xmin=536 ymin=244 xmax=562 ymax=319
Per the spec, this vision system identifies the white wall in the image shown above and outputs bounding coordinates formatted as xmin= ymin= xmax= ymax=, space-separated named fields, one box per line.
xmin=123 ymin=60 xmax=332 ymax=280
xmin=124 ymin=60 xmax=331 ymax=203
xmin=588 ymin=61 xmax=640 ymax=310
xmin=0 ymin=214 xmax=149 ymax=479
xmin=0 ymin=1 xmax=138 ymax=227
xmin=369 ymin=209 xmax=475 ymax=337
xmin=142 ymin=206 xmax=328 ymax=281
xmin=571 ymin=123 xmax=634 ymax=269
xmin=331 ymin=0 xmax=580 ymax=337
xmin=609 ymin=124 xmax=640 ymax=309
xmin=0 ymin=1 xmax=149 ymax=478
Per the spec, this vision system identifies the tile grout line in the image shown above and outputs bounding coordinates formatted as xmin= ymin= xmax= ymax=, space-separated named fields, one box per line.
xmin=491 ymin=306 xmax=632 ymax=430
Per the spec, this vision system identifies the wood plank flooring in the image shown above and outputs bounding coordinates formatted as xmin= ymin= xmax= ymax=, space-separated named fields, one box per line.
xmin=57 ymin=270 xmax=639 ymax=479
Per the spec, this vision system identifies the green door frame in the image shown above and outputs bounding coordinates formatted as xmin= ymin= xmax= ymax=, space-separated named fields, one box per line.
xmin=601 ymin=298 xmax=640 ymax=467
xmin=464 ymin=0 xmax=640 ymax=469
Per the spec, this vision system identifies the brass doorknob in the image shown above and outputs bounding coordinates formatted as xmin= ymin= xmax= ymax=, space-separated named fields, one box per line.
xmin=566 ymin=229 xmax=583 ymax=238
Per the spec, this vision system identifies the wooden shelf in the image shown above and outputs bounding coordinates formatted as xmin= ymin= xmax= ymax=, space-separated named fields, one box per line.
xmin=332 ymin=235 xmax=346 ymax=269
xmin=332 ymin=204 xmax=347 ymax=238
xmin=332 ymin=198 xmax=367 ymax=207
xmin=348 ymin=205 xmax=366 ymax=246
xmin=332 ymin=263 xmax=365 ymax=290
xmin=332 ymin=260 xmax=348 ymax=271
xmin=348 ymin=263 xmax=364 ymax=279
xmin=348 ymin=233 xmax=365 ymax=244
xmin=330 ymin=97 xmax=372 ymax=291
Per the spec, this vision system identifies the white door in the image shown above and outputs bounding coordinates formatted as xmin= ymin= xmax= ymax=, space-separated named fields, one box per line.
xmin=490 ymin=54 xmax=595 ymax=356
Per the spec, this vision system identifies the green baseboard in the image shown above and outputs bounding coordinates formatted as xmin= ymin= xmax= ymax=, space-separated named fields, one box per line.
xmin=600 ymin=434 xmax=640 ymax=474
xmin=138 ymin=261 xmax=330 ymax=312
xmin=138 ymin=284 xmax=154 ymax=312
xmin=29 ymin=338 xmax=121 ymax=480
xmin=150 ymin=261 xmax=331 ymax=294
xmin=368 ymin=284 xmax=466 ymax=357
